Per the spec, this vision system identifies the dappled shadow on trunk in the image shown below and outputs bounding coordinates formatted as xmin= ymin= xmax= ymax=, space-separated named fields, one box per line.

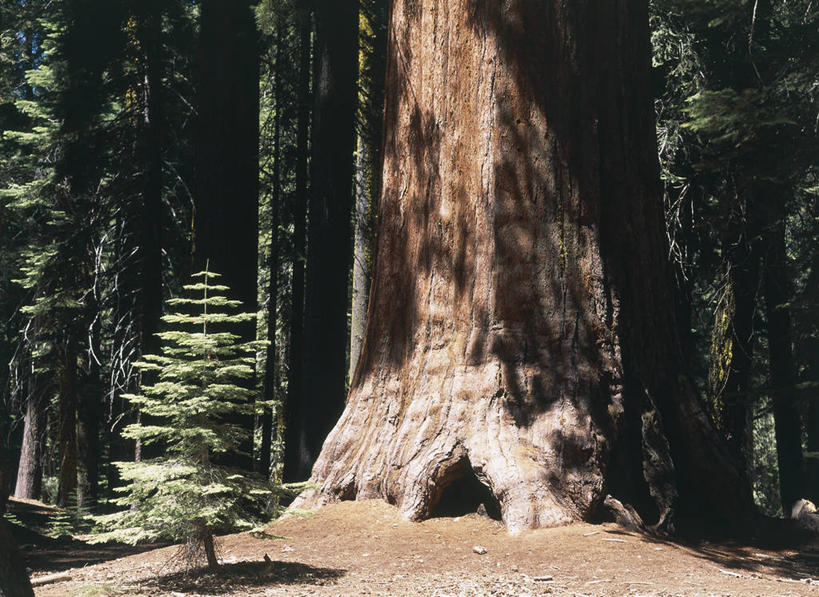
xmin=301 ymin=0 xmax=753 ymax=536
xmin=459 ymin=0 xmax=755 ymax=530
xmin=141 ymin=560 xmax=346 ymax=595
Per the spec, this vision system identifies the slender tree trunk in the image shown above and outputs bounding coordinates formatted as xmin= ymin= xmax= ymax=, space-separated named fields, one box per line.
xmin=259 ymin=21 xmax=285 ymax=478
xmin=195 ymin=0 xmax=259 ymax=471
xmin=14 ymin=374 xmax=45 ymax=500
xmin=136 ymin=1 xmax=164 ymax=360
xmin=806 ymin=249 xmax=819 ymax=502
xmin=57 ymin=346 xmax=78 ymax=507
xmin=77 ymin=348 xmax=101 ymax=507
xmin=762 ymin=193 xmax=805 ymax=511
xmin=349 ymin=0 xmax=387 ymax=380
xmin=130 ymin=0 xmax=166 ymax=465
xmin=350 ymin=136 xmax=374 ymax=381
xmin=807 ymin=384 xmax=819 ymax=503
xmin=201 ymin=526 xmax=219 ymax=570
xmin=293 ymin=0 xmax=358 ymax=481
xmin=297 ymin=0 xmax=755 ymax=532
xmin=284 ymin=12 xmax=312 ymax=482
xmin=714 ymin=213 xmax=761 ymax=474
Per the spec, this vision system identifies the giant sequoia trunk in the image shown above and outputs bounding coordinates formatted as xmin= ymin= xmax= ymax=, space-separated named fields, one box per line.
xmin=297 ymin=0 xmax=756 ymax=532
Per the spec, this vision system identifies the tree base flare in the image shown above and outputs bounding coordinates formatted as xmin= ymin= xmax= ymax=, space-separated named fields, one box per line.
xmin=294 ymin=360 xmax=612 ymax=533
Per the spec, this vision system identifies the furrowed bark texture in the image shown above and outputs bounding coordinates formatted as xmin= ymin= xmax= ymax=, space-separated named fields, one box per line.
xmin=299 ymin=0 xmax=755 ymax=532
xmin=14 ymin=380 xmax=45 ymax=500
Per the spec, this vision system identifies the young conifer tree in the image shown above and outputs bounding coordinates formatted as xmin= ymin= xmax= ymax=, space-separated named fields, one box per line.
xmin=94 ymin=267 xmax=270 ymax=569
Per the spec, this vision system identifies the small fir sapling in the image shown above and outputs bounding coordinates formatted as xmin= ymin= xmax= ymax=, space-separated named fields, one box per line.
xmin=93 ymin=268 xmax=271 ymax=569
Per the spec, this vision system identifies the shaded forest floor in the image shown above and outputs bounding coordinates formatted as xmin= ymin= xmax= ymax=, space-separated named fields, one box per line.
xmin=10 ymin=498 xmax=819 ymax=596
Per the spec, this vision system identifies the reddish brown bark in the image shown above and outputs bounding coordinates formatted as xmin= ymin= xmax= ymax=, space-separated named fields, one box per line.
xmin=298 ymin=0 xmax=755 ymax=532
xmin=14 ymin=379 xmax=46 ymax=500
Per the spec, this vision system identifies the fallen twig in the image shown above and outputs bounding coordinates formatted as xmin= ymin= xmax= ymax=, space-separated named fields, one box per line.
xmin=31 ymin=572 xmax=72 ymax=587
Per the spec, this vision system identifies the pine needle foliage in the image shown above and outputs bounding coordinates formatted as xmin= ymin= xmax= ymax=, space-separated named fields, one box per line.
xmin=93 ymin=268 xmax=271 ymax=568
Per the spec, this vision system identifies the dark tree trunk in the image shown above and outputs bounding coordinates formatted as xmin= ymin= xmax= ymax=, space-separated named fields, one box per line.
xmin=286 ymin=0 xmax=359 ymax=480
xmin=195 ymin=0 xmax=259 ymax=307
xmin=57 ymin=346 xmax=78 ymax=508
xmin=0 ymin=470 xmax=34 ymax=597
xmin=762 ymin=194 xmax=805 ymax=512
xmin=129 ymin=0 xmax=166 ymax=465
xmin=77 ymin=340 xmax=102 ymax=507
xmin=713 ymin=210 xmax=761 ymax=474
xmin=806 ymin=249 xmax=819 ymax=503
xmin=808 ymin=382 xmax=819 ymax=503
xmin=14 ymin=374 xmax=45 ymax=500
xmin=135 ymin=0 xmax=164 ymax=360
xmin=283 ymin=12 xmax=312 ymax=481
xmin=296 ymin=0 xmax=755 ymax=532
xmin=202 ymin=528 xmax=219 ymax=570
xmin=195 ymin=0 xmax=260 ymax=471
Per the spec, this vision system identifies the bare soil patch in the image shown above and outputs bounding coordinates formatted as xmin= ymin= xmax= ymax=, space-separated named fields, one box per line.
xmin=25 ymin=500 xmax=819 ymax=596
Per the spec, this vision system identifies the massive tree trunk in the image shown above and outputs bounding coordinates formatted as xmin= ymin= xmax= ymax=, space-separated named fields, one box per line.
xmin=194 ymin=0 xmax=259 ymax=471
xmin=297 ymin=0 xmax=756 ymax=532
xmin=288 ymin=0 xmax=358 ymax=480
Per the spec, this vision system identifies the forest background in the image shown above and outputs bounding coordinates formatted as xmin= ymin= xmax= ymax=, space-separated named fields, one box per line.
xmin=0 ymin=0 xmax=817 ymax=538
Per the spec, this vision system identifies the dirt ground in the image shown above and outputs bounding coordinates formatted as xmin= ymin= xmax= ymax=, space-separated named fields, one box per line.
xmin=21 ymin=499 xmax=819 ymax=596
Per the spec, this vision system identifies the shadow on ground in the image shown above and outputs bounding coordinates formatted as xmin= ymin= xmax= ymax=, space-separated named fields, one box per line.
xmin=142 ymin=560 xmax=346 ymax=595
xmin=7 ymin=497 xmax=169 ymax=573
xmin=603 ymin=517 xmax=819 ymax=582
